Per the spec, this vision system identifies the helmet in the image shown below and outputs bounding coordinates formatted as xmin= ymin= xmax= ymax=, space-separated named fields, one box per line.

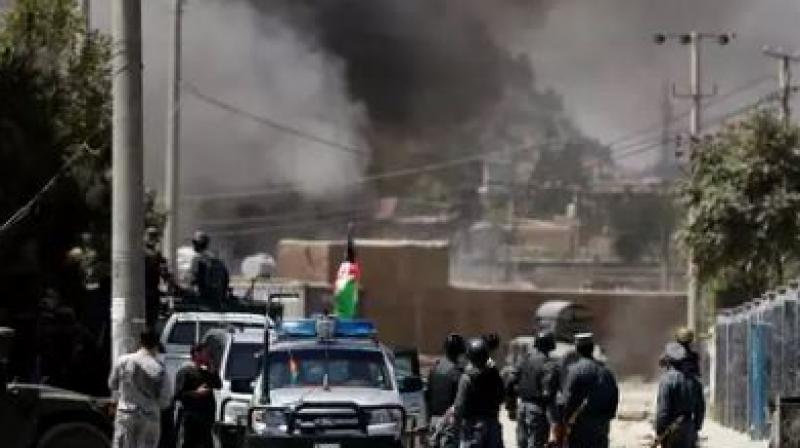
xmin=534 ymin=330 xmax=556 ymax=354
xmin=676 ymin=327 xmax=694 ymax=344
xmin=192 ymin=230 xmax=210 ymax=250
xmin=465 ymin=337 xmax=489 ymax=368
xmin=444 ymin=333 xmax=466 ymax=360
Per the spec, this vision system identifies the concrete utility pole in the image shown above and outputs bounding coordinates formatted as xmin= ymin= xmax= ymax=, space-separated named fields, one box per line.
xmin=111 ymin=0 xmax=145 ymax=362
xmin=762 ymin=46 xmax=800 ymax=125
xmin=83 ymin=0 xmax=90 ymax=33
xmin=164 ymin=0 xmax=183 ymax=272
xmin=654 ymin=31 xmax=734 ymax=332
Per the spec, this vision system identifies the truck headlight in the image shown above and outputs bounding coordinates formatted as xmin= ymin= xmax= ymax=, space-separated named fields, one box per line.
xmin=367 ymin=408 xmax=403 ymax=436
xmin=223 ymin=400 xmax=249 ymax=425
xmin=250 ymin=408 xmax=287 ymax=435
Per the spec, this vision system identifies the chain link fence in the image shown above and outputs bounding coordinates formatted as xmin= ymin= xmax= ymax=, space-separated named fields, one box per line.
xmin=713 ymin=283 xmax=800 ymax=442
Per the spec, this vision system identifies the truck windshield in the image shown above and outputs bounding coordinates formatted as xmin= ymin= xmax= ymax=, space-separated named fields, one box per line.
xmin=225 ymin=343 xmax=263 ymax=380
xmin=268 ymin=349 xmax=391 ymax=390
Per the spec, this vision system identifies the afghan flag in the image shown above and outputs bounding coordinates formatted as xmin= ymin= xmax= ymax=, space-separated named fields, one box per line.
xmin=333 ymin=226 xmax=360 ymax=318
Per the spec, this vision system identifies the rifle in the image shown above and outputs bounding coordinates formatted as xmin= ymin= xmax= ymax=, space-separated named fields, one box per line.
xmin=650 ymin=415 xmax=685 ymax=448
xmin=548 ymin=398 xmax=589 ymax=448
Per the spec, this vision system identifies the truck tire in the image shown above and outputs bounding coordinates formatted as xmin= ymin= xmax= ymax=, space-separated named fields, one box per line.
xmin=37 ymin=422 xmax=110 ymax=448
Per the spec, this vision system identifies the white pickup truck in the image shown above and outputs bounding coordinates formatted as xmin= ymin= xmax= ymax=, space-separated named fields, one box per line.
xmin=159 ymin=312 xmax=271 ymax=381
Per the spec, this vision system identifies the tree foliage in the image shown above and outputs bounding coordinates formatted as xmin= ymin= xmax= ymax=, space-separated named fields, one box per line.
xmin=0 ymin=0 xmax=111 ymax=308
xmin=677 ymin=109 xmax=800 ymax=305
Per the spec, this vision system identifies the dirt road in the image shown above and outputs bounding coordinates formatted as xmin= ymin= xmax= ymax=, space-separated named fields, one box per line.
xmin=500 ymin=381 xmax=767 ymax=448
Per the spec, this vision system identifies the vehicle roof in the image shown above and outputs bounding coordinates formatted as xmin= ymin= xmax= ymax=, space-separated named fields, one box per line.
xmin=230 ymin=330 xmax=266 ymax=344
xmin=271 ymin=338 xmax=384 ymax=352
xmin=168 ymin=312 xmax=270 ymax=324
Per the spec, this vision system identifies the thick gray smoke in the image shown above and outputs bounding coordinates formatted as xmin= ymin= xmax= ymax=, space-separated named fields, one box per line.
xmin=93 ymin=0 xmax=367 ymax=198
xmin=87 ymin=0 xmax=800 ymax=242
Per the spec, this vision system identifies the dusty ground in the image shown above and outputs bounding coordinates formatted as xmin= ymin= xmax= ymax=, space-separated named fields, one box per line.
xmin=499 ymin=381 xmax=767 ymax=448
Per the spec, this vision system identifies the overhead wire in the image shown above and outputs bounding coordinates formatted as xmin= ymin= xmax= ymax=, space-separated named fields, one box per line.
xmin=183 ymin=82 xmax=367 ymax=157
xmin=607 ymin=74 xmax=776 ymax=158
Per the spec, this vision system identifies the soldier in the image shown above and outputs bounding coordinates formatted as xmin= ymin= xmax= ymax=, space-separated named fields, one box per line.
xmin=426 ymin=334 xmax=466 ymax=448
xmin=555 ymin=333 xmax=618 ymax=448
xmin=508 ymin=330 xmax=560 ymax=448
xmin=188 ymin=231 xmax=229 ymax=311
xmin=108 ymin=330 xmax=172 ymax=448
xmin=453 ymin=337 xmax=505 ymax=448
xmin=655 ymin=342 xmax=705 ymax=448
xmin=144 ymin=227 xmax=169 ymax=329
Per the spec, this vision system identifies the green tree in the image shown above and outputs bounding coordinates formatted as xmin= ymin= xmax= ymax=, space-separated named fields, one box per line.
xmin=0 ymin=0 xmax=111 ymax=311
xmin=677 ymin=109 xmax=800 ymax=306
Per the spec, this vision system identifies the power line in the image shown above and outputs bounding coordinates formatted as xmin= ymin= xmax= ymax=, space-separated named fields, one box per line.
xmin=198 ymin=197 xmax=459 ymax=227
xmin=610 ymin=86 xmax=780 ymax=162
xmin=181 ymin=150 xmax=502 ymax=201
xmin=183 ymin=82 xmax=367 ymax=157
xmin=607 ymin=74 xmax=774 ymax=156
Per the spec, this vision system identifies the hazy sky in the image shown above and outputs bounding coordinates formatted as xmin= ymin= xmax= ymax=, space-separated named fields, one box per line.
xmin=525 ymin=0 xmax=800 ymax=167
xmin=88 ymin=0 xmax=800 ymax=179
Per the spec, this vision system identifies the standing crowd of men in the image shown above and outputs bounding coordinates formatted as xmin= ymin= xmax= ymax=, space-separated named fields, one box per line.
xmin=107 ymin=330 xmax=222 ymax=448
xmin=108 ymin=229 xmax=232 ymax=448
xmin=426 ymin=327 xmax=704 ymax=448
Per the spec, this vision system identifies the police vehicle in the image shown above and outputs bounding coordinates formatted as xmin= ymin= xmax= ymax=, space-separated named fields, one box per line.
xmin=242 ymin=317 xmax=410 ymax=448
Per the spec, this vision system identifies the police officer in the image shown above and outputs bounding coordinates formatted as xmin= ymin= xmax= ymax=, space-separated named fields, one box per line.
xmin=144 ymin=227 xmax=169 ymax=329
xmin=453 ymin=337 xmax=505 ymax=448
xmin=509 ymin=330 xmax=560 ymax=448
xmin=556 ymin=333 xmax=618 ymax=448
xmin=655 ymin=342 xmax=705 ymax=448
xmin=426 ymin=334 xmax=466 ymax=448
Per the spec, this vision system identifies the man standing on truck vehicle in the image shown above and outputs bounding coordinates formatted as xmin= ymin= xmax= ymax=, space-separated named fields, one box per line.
xmin=507 ymin=330 xmax=560 ymax=448
xmin=188 ymin=231 xmax=230 ymax=311
xmin=554 ymin=333 xmax=618 ymax=448
xmin=174 ymin=342 xmax=222 ymax=448
xmin=426 ymin=333 xmax=466 ymax=448
xmin=109 ymin=330 xmax=172 ymax=448
xmin=453 ymin=337 xmax=505 ymax=448
xmin=144 ymin=227 xmax=170 ymax=329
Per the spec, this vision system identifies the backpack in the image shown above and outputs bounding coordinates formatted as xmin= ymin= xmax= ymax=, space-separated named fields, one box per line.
xmin=198 ymin=254 xmax=229 ymax=306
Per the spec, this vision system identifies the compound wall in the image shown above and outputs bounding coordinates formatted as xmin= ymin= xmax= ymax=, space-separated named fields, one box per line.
xmin=279 ymin=239 xmax=686 ymax=378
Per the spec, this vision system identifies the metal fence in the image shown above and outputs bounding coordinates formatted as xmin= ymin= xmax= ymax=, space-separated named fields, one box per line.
xmin=713 ymin=284 xmax=800 ymax=441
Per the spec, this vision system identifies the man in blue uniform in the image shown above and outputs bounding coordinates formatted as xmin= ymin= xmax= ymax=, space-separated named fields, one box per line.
xmin=556 ymin=333 xmax=618 ymax=448
xmin=655 ymin=342 xmax=705 ymax=448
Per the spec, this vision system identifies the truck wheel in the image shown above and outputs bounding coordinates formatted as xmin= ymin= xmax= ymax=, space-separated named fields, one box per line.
xmin=37 ymin=422 xmax=110 ymax=448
